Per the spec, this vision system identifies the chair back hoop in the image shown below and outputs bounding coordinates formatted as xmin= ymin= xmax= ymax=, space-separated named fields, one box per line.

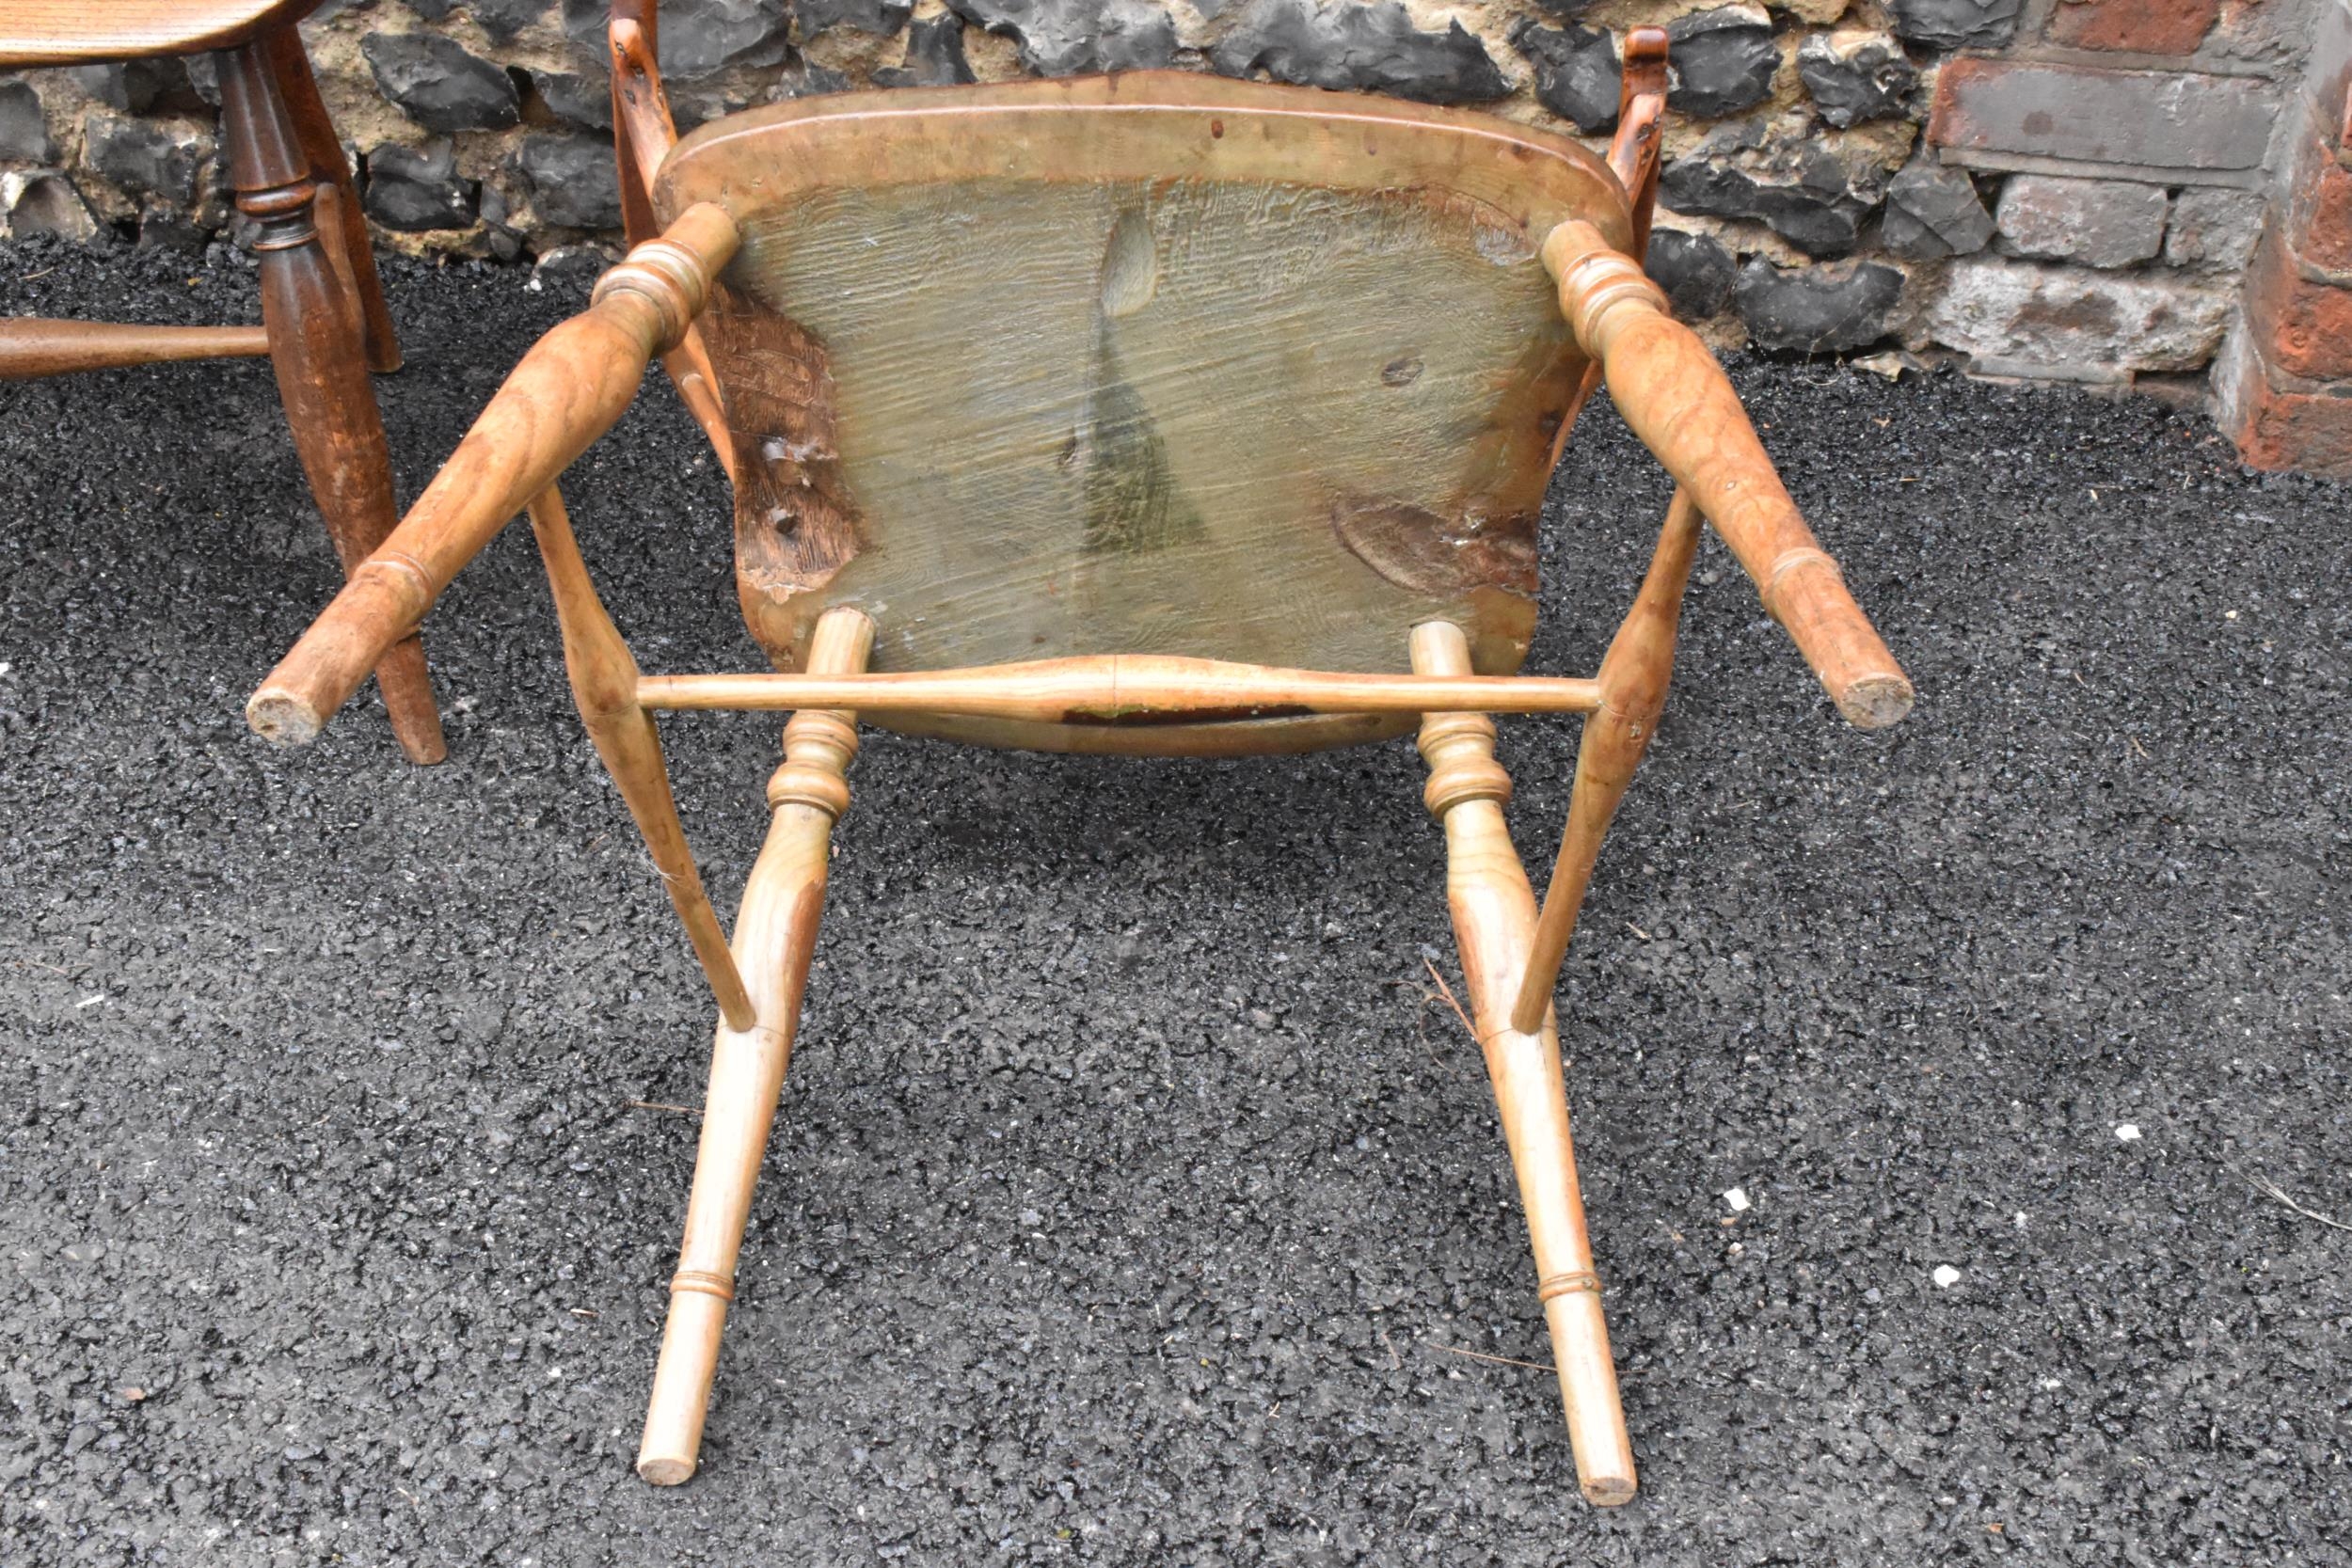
xmin=651 ymin=74 xmax=1635 ymax=756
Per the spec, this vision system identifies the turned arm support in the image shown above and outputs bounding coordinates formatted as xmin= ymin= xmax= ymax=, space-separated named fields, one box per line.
xmin=246 ymin=201 xmax=741 ymax=745
xmin=1543 ymin=220 xmax=1914 ymax=730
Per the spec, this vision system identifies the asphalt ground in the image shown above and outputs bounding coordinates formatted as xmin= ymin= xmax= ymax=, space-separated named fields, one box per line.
xmin=2 ymin=235 xmax=2348 ymax=1566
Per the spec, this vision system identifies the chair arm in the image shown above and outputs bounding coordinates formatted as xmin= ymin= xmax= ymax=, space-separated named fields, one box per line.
xmin=1542 ymin=221 xmax=1914 ymax=730
xmin=246 ymin=202 xmax=740 ymax=746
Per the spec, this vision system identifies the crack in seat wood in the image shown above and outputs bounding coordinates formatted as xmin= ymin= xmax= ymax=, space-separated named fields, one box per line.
xmin=0 ymin=0 xmax=445 ymax=762
xmin=245 ymin=3 xmax=1914 ymax=1507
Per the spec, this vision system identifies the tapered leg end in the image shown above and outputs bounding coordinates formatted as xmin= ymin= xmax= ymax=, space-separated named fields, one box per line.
xmin=637 ymin=1287 xmax=728 ymax=1486
xmin=1544 ymin=1287 xmax=1636 ymax=1506
xmin=637 ymin=1453 xmax=696 ymax=1486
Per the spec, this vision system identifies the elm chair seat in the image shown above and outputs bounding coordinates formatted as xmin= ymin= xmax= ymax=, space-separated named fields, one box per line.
xmin=0 ymin=0 xmax=320 ymax=64
xmin=658 ymin=76 xmax=1634 ymax=754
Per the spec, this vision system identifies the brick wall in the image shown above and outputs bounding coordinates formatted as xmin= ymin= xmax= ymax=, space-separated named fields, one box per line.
xmin=0 ymin=1 xmax=2338 ymax=473
xmin=2211 ymin=0 xmax=2352 ymax=477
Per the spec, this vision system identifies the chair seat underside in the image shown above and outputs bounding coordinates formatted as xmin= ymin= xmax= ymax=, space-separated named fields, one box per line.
xmin=655 ymin=76 xmax=1632 ymax=754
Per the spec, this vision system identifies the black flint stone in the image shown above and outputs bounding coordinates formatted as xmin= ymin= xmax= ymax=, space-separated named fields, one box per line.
xmin=875 ymin=16 xmax=979 ymax=87
xmin=363 ymin=142 xmax=480 ymax=232
xmin=1666 ymin=9 xmax=1777 ymax=119
xmin=1797 ymin=37 xmax=1917 ymax=129
xmin=361 ymin=33 xmax=522 ymax=134
xmin=0 ymin=79 xmax=53 ymax=164
xmin=532 ymin=70 xmax=615 ymax=131
xmin=794 ymin=0 xmax=913 ymax=39
xmin=67 ymin=62 xmax=185 ymax=116
xmin=516 ymin=134 xmax=623 ymax=230
xmin=1 ymin=173 xmax=89 ymax=239
xmin=948 ymin=0 xmax=1179 ymax=77
xmin=1735 ymin=258 xmax=1903 ymax=352
xmin=1513 ymin=21 xmax=1620 ymax=133
xmin=1885 ymin=0 xmax=2024 ymax=50
xmin=1212 ymin=0 xmax=1509 ymax=105
xmin=471 ymin=0 xmax=556 ymax=43
xmin=183 ymin=56 xmax=221 ymax=107
xmin=561 ymin=0 xmax=792 ymax=80
xmin=1660 ymin=148 xmax=1867 ymax=259
xmin=768 ymin=62 xmax=853 ymax=101
xmin=84 ymin=116 xmax=207 ymax=208
xmin=1646 ymin=229 xmax=1738 ymax=320
xmin=1878 ymin=157 xmax=1994 ymax=261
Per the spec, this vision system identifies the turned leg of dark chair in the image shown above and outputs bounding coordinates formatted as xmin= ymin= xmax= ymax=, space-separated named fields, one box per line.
xmin=218 ymin=41 xmax=444 ymax=765
xmin=265 ymin=26 xmax=401 ymax=374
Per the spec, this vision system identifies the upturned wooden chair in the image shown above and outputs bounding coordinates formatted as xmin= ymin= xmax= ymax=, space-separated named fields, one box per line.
xmin=246 ymin=6 xmax=1913 ymax=1503
xmin=0 ymin=2 xmax=443 ymax=762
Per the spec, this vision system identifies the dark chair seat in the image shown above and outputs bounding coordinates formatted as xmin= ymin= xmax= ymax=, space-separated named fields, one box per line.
xmin=0 ymin=0 xmax=317 ymax=66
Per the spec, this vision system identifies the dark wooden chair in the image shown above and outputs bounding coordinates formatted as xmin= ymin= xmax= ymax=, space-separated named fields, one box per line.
xmin=246 ymin=4 xmax=1914 ymax=1503
xmin=0 ymin=1 xmax=443 ymax=762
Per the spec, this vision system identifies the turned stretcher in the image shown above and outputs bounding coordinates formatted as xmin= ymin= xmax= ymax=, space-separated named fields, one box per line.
xmin=246 ymin=6 xmax=1910 ymax=1505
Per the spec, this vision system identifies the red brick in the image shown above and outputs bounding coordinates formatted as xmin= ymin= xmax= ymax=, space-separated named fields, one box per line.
xmin=2214 ymin=331 xmax=2352 ymax=481
xmin=2046 ymin=0 xmax=2221 ymax=54
xmin=2243 ymin=224 xmax=2352 ymax=380
xmin=2284 ymin=121 xmax=2352 ymax=277
xmin=1929 ymin=58 xmax=2279 ymax=174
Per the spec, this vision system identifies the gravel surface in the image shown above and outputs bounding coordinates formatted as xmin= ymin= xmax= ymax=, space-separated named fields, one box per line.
xmin=3 ymin=236 xmax=2348 ymax=1567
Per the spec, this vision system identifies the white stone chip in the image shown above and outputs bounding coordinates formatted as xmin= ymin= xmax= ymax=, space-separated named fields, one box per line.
xmin=2115 ymin=1123 xmax=2142 ymax=1142
xmin=1723 ymin=1186 xmax=1751 ymax=1212
xmin=1932 ymin=1265 xmax=1963 ymax=1289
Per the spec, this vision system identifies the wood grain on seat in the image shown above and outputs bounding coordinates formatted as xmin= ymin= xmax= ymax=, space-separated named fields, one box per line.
xmin=655 ymin=73 xmax=1633 ymax=753
xmin=0 ymin=0 xmax=317 ymax=66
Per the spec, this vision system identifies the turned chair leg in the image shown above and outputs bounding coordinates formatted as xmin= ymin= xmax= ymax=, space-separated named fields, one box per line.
xmin=1412 ymin=620 xmax=1637 ymax=1506
xmin=217 ymin=42 xmax=444 ymax=765
xmin=266 ymin=26 xmax=402 ymax=374
xmin=638 ymin=606 xmax=874 ymax=1485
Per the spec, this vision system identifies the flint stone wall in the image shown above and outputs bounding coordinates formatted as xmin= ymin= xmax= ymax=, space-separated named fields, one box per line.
xmin=0 ymin=0 xmax=2334 ymax=416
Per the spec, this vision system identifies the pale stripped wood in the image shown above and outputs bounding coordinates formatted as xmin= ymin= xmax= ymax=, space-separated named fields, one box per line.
xmin=638 ymin=607 xmax=873 ymax=1486
xmin=1511 ymin=488 xmax=1702 ymax=1035
xmin=634 ymin=657 xmax=1601 ymax=720
xmin=1413 ymin=620 xmax=1636 ymax=1506
xmin=654 ymin=72 xmax=1632 ymax=755
xmin=528 ymin=486 xmax=755 ymax=1034
xmin=1543 ymin=221 xmax=1913 ymax=729
xmin=246 ymin=202 xmax=743 ymax=747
